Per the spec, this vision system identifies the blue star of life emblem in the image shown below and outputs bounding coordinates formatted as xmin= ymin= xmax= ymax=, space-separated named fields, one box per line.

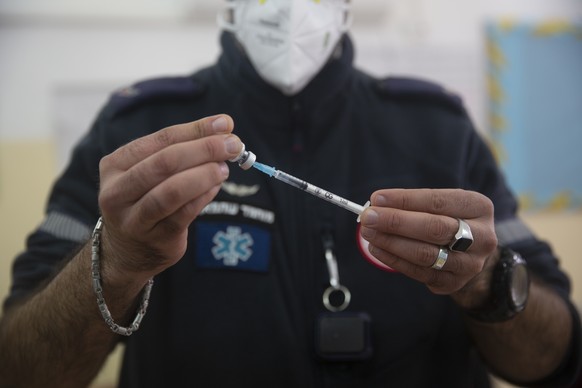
xmin=211 ymin=226 xmax=254 ymax=266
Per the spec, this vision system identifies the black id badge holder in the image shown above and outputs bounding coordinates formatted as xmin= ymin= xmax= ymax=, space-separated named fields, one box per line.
xmin=316 ymin=230 xmax=373 ymax=361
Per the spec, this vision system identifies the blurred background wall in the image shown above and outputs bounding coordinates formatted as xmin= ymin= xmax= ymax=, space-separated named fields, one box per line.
xmin=0 ymin=1 xmax=580 ymax=387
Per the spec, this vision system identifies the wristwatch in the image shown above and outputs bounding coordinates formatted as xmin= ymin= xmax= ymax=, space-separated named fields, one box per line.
xmin=466 ymin=246 xmax=530 ymax=322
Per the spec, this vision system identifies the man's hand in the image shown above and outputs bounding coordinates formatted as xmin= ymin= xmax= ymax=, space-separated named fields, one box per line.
xmin=97 ymin=114 xmax=242 ymax=284
xmin=359 ymin=188 xmax=498 ymax=305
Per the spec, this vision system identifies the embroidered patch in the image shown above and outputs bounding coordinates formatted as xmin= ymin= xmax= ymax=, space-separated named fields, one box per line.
xmin=200 ymin=201 xmax=275 ymax=224
xmin=221 ymin=182 xmax=260 ymax=197
xmin=195 ymin=222 xmax=271 ymax=272
xmin=356 ymin=224 xmax=397 ymax=273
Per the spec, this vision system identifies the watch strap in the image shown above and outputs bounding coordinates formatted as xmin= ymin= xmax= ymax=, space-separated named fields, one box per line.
xmin=464 ymin=247 xmax=529 ymax=323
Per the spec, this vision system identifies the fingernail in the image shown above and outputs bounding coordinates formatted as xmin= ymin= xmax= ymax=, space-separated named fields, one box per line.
xmin=374 ymin=195 xmax=388 ymax=206
xmin=362 ymin=209 xmax=378 ymax=226
xmin=219 ymin=162 xmax=229 ymax=178
xmin=212 ymin=116 xmax=228 ymax=133
xmin=224 ymin=136 xmax=241 ymax=154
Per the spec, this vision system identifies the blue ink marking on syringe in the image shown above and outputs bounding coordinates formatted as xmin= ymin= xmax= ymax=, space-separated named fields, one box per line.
xmin=252 ymin=162 xmax=368 ymax=219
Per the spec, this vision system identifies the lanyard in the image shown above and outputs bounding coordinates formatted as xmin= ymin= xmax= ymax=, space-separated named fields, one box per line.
xmin=321 ymin=229 xmax=351 ymax=312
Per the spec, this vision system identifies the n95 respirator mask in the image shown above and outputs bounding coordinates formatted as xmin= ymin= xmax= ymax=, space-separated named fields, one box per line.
xmin=219 ymin=0 xmax=351 ymax=95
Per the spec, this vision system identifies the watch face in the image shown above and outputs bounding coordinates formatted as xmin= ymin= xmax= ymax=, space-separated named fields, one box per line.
xmin=510 ymin=264 xmax=529 ymax=308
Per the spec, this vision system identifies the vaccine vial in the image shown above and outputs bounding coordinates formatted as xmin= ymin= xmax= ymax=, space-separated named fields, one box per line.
xmin=229 ymin=143 xmax=256 ymax=170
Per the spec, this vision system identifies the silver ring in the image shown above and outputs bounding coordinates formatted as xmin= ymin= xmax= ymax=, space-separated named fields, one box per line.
xmin=449 ymin=218 xmax=474 ymax=252
xmin=431 ymin=247 xmax=449 ymax=270
xmin=323 ymin=285 xmax=351 ymax=312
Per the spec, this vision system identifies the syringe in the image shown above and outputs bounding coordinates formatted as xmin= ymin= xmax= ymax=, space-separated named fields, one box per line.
xmin=229 ymin=144 xmax=369 ymax=220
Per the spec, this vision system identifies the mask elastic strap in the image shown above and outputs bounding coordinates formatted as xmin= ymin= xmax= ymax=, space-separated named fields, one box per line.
xmin=216 ymin=2 xmax=237 ymax=32
xmin=339 ymin=2 xmax=353 ymax=33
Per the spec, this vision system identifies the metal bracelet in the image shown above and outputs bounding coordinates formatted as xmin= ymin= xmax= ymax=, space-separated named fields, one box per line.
xmin=91 ymin=217 xmax=154 ymax=336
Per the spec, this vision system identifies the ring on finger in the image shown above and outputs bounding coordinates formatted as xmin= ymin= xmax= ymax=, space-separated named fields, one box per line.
xmin=431 ymin=247 xmax=449 ymax=270
xmin=449 ymin=218 xmax=473 ymax=252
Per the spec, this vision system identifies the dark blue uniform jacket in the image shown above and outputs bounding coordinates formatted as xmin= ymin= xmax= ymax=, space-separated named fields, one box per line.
xmin=5 ymin=32 xmax=581 ymax=387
